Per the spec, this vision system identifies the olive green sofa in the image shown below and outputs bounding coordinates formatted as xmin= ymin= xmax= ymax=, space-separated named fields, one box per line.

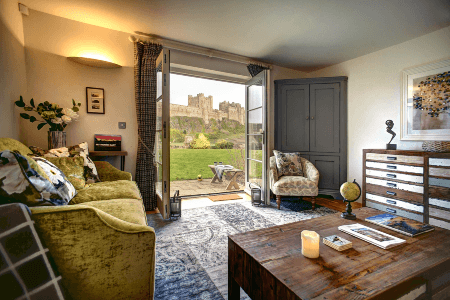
xmin=0 ymin=138 xmax=156 ymax=300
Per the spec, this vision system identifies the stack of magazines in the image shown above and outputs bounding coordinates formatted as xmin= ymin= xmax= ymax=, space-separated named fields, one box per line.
xmin=365 ymin=213 xmax=434 ymax=237
xmin=338 ymin=224 xmax=406 ymax=249
xmin=323 ymin=235 xmax=352 ymax=251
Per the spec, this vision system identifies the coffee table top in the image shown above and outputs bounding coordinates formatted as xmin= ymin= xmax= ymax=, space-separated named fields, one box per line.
xmin=229 ymin=207 xmax=450 ymax=299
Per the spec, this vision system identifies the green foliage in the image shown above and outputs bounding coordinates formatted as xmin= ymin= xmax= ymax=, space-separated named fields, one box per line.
xmin=215 ymin=139 xmax=234 ymax=149
xmin=190 ymin=133 xmax=210 ymax=149
xmin=170 ymin=128 xmax=185 ymax=143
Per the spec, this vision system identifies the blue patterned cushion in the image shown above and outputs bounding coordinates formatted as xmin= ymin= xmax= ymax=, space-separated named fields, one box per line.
xmin=273 ymin=150 xmax=303 ymax=177
xmin=0 ymin=151 xmax=67 ymax=206
xmin=33 ymin=157 xmax=77 ymax=203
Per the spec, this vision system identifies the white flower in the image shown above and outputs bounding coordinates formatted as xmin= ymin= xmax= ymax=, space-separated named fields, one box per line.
xmin=52 ymin=118 xmax=63 ymax=124
xmin=61 ymin=115 xmax=72 ymax=123
xmin=62 ymin=108 xmax=79 ymax=121
xmin=0 ymin=162 xmax=30 ymax=194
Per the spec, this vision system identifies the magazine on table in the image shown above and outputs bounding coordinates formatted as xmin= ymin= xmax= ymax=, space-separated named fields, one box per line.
xmin=365 ymin=213 xmax=434 ymax=237
xmin=338 ymin=224 xmax=406 ymax=249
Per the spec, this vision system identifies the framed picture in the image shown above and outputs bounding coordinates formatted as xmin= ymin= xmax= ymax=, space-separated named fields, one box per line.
xmin=400 ymin=58 xmax=450 ymax=141
xmin=86 ymin=87 xmax=105 ymax=114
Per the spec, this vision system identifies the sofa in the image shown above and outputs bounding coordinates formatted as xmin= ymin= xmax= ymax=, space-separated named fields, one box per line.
xmin=0 ymin=138 xmax=156 ymax=300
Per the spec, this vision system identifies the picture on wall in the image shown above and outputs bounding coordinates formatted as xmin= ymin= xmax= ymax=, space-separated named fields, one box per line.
xmin=86 ymin=87 xmax=105 ymax=114
xmin=401 ymin=58 xmax=450 ymax=141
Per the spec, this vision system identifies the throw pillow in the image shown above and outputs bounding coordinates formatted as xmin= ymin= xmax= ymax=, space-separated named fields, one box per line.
xmin=273 ymin=150 xmax=303 ymax=177
xmin=30 ymin=142 xmax=100 ymax=184
xmin=33 ymin=157 xmax=77 ymax=203
xmin=45 ymin=157 xmax=86 ymax=190
xmin=0 ymin=151 xmax=67 ymax=206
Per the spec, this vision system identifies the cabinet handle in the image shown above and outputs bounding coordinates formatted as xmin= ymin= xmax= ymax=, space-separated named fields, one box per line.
xmin=387 ymin=165 xmax=397 ymax=170
xmin=311 ymin=116 xmax=315 ymax=120
xmin=387 ymin=156 xmax=397 ymax=160
xmin=386 ymin=191 xmax=396 ymax=196
xmin=386 ymin=208 xmax=396 ymax=214
xmin=387 ymin=182 xmax=397 ymax=188
xmin=386 ymin=200 xmax=397 ymax=205
xmin=386 ymin=174 xmax=397 ymax=178
xmin=306 ymin=116 xmax=309 ymax=120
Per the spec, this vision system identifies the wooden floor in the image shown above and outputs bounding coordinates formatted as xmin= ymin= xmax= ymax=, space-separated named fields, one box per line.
xmin=146 ymin=196 xmax=361 ymax=214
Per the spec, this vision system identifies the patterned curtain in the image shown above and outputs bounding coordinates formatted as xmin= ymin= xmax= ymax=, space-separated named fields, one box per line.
xmin=247 ymin=63 xmax=268 ymax=77
xmin=134 ymin=42 xmax=163 ymax=211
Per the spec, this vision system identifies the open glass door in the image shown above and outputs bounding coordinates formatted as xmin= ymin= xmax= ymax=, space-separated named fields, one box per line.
xmin=155 ymin=48 xmax=171 ymax=219
xmin=245 ymin=70 xmax=269 ymax=204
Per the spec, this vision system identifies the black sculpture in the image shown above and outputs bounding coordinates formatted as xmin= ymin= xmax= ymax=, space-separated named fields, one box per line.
xmin=386 ymin=120 xmax=397 ymax=150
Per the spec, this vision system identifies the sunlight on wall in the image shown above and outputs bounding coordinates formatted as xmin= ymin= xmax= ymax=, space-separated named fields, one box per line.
xmin=72 ymin=49 xmax=114 ymax=63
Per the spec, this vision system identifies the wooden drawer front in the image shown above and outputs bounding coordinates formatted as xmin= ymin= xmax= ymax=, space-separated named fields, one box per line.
xmin=366 ymin=177 xmax=423 ymax=194
xmin=366 ymin=200 xmax=423 ymax=222
xmin=366 ymin=161 xmax=423 ymax=174
xmin=366 ymin=169 xmax=423 ymax=183
xmin=429 ymin=177 xmax=450 ymax=188
xmin=397 ymin=284 xmax=426 ymax=300
xmin=429 ymin=198 xmax=450 ymax=209
xmin=366 ymin=183 xmax=423 ymax=203
xmin=430 ymin=187 xmax=450 ymax=200
xmin=366 ymin=193 xmax=423 ymax=213
xmin=430 ymin=218 xmax=450 ymax=230
xmin=430 ymin=158 xmax=450 ymax=167
xmin=429 ymin=207 xmax=450 ymax=221
xmin=430 ymin=167 xmax=450 ymax=178
xmin=366 ymin=153 xmax=423 ymax=164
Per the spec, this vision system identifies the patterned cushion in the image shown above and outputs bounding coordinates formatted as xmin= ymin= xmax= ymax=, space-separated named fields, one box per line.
xmin=45 ymin=157 xmax=86 ymax=190
xmin=0 ymin=151 xmax=67 ymax=206
xmin=271 ymin=176 xmax=319 ymax=197
xmin=0 ymin=203 xmax=65 ymax=300
xmin=33 ymin=157 xmax=77 ymax=203
xmin=29 ymin=142 xmax=100 ymax=184
xmin=273 ymin=150 xmax=303 ymax=177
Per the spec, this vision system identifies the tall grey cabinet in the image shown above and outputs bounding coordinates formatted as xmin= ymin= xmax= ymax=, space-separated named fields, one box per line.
xmin=275 ymin=77 xmax=347 ymax=199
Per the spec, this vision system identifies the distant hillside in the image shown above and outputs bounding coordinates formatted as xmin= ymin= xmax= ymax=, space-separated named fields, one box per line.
xmin=170 ymin=116 xmax=244 ymax=135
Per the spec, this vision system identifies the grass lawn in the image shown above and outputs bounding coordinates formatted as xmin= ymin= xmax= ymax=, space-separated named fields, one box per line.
xmin=170 ymin=149 xmax=242 ymax=181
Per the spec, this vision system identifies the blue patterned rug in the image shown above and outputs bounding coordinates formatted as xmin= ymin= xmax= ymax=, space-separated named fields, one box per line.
xmin=147 ymin=200 xmax=337 ymax=300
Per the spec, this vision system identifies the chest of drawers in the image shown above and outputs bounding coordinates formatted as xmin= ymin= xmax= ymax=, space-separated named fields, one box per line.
xmin=363 ymin=150 xmax=450 ymax=230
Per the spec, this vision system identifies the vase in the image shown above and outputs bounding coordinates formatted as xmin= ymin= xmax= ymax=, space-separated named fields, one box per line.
xmin=48 ymin=131 xmax=66 ymax=149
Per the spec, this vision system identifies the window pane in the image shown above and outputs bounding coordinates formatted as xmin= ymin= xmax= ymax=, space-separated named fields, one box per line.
xmin=248 ymin=82 xmax=262 ymax=110
xmin=155 ymin=131 xmax=162 ymax=163
xmin=156 ymin=63 xmax=162 ymax=99
xmin=248 ymin=108 xmax=262 ymax=134
xmin=248 ymin=135 xmax=262 ymax=161
xmin=156 ymin=163 xmax=163 ymax=198
xmin=247 ymin=159 xmax=262 ymax=188
xmin=156 ymin=100 xmax=162 ymax=130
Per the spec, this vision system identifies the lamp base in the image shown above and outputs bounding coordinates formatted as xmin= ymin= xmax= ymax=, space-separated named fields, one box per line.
xmin=386 ymin=144 xmax=397 ymax=150
xmin=341 ymin=212 xmax=357 ymax=220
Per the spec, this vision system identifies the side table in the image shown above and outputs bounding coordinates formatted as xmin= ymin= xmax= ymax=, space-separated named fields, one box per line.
xmin=89 ymin=151 xmax=128 ymax=171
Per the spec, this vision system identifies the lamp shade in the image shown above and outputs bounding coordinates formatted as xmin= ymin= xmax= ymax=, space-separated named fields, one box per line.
xmin=67 ymin=57 xmax=121 ymax=69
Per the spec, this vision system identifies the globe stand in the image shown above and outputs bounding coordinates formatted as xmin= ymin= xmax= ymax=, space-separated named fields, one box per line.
xmin=340 ymin=179 xmax=361 ymax=220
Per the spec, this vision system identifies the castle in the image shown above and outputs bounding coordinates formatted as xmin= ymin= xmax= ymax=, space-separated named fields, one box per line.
xmin=157 ymin=93 xmax=245 ymax=124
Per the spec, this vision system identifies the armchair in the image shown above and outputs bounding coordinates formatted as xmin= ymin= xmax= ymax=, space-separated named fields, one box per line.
xmin=269 ymin=156 xmax=320 ymax=210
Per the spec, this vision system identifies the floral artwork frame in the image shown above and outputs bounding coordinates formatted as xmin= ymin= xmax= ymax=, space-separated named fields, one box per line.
xmin=400 ymin=58 xmax=450 ymax=141
xmin=86 ymin=87 xmax=105 ymax=114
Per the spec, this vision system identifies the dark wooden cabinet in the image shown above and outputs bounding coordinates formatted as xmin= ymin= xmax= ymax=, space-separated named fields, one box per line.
xmin=275 ymin=77 xmax=347 ymax=198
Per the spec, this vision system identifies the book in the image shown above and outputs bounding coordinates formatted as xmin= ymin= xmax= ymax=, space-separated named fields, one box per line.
xmin=323 ymin=235 xmax=352 ymax=251
xmin=94 ymin=134 xmax=122 ymax=151
xmin=338 ymin=224 xmax=406 ymax=249
xmin=365 ymin=213 xmax=434 ymax=237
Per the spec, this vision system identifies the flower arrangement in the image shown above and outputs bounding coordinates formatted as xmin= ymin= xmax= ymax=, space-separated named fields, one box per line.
xmin=15 ymin=96 xmax=81 ymax=131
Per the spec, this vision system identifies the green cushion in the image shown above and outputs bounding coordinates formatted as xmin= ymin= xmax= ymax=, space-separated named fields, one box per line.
xmin=70 ymin=180 xmax=142 ymax=205
xmin=81 ymin=199 xmax=147 ymax=226
xmin=46 ymin=157 xmax=86 ymax=190
xmin=0 ymin=138 xmax=33 ymax=156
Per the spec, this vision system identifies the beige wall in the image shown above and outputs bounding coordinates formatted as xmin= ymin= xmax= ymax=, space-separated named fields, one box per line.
xmin=307 ymin=25 xmax=450 ymax=189
xmin=0 ymin=0 xmax=27 ymax=139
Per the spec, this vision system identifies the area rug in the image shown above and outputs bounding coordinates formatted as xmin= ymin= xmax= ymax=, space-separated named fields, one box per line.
xmin=147 ymin=200 xmax=337 ymax=300
xmin=208 ymin=194 xmax=242 ymax=201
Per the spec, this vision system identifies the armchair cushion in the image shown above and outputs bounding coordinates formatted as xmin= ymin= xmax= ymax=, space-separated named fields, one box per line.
xmin=273 ymin=150 xmax=303 ymax=177
xmin=271 ymin=176 xmax=319 ymax=196
xmin=70 ymin=180 xmax=142 ymax=205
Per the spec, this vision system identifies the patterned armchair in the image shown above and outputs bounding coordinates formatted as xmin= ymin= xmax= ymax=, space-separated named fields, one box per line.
xmin=269 ymin=156 xmax=320 ymax=210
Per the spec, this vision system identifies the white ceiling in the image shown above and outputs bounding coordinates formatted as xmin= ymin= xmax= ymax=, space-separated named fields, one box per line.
xmin=21 ymin=0 xmax=450 ymax=72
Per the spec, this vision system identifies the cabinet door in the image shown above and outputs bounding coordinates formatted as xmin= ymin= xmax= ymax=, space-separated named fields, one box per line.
xmin=310 ymin=83 xmax=340 ymax=153
xmin=309 ymin=155 xmax=340 ymax=190
xmin=280 ymin=84 xmax=309 ymax=151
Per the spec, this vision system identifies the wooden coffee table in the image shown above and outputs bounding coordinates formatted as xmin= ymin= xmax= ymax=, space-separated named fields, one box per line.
xmin=228 ymin=208 xmax=450 ymax=299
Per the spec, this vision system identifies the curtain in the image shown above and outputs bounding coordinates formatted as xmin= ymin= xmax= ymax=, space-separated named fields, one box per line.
xmin=247 ymin=63 xmax=268 ymax=77
xmin=134 ymin=42 xmax=163 ymax=211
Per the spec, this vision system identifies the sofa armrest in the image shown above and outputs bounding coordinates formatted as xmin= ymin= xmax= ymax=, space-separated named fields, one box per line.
xmin=269 ymin=156 xmax=278 ymax=188
xmin=303 ymin=159 xmax=320 ymax=186
xmin=30 ymin=205 xmax=155 ymax=300
xmin=94 ymin=161 xmax=132 ymax=181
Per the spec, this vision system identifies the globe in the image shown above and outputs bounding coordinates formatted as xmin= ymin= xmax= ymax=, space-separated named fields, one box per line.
xmin=340 ymin=180 xmax=361 ymax=202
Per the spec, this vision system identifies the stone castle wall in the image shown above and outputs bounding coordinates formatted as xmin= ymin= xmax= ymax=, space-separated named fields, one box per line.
xmin=157 ymin=93 xmax=244 ymax=124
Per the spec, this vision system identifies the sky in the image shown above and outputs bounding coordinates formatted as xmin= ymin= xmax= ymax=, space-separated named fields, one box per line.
xmin=170 ymin=74 xmax=245 ymax=109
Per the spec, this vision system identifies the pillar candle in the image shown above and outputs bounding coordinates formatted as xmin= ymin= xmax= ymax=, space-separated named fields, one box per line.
xmin=301 ymin=230 xmax=320 ymax=258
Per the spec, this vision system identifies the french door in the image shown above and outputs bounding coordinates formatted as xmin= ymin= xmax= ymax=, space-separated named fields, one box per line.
xmin=155 ymin=48 xmax=171 ymax=219
xmin=244 ymin=70 xmax=269 ymax=204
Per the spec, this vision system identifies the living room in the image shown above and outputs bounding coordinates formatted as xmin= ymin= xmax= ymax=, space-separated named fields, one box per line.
xmin=1 ymin=0 xmax=450 ymax=299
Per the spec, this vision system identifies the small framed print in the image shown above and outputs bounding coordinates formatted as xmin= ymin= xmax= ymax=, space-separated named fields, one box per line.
xmin=86 ymin=87 xmax=105 ymax=114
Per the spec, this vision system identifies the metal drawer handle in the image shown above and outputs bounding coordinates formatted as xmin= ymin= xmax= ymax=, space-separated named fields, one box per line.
xmin=386 ymin=208 xmax=396 ymax=214
xmin=387 ymin=156 xmax=397 ymax=160
xmin=387 ymin=182 xmax=397 ymax=188
xmin=386 ymin=191 xmax=396 ymax=196
xmin=387 ymin=165 xmax=397 ymax=170
xmin=386 ymin=174 xmax=397 ymax=178
xmin=386 ymin=200 xmax=397 ymax=205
